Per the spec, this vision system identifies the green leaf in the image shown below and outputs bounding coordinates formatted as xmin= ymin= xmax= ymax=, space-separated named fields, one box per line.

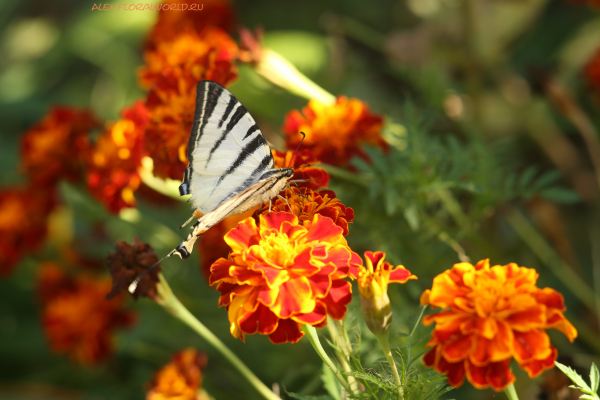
xmin=533 ymin=170 xmax=562 ymax=190
xmin=321 ymin=363 xmax=342 ymax=400
xmin=540 ymin=187 xmax=581 ymax=204
xmin=519 ymin=166 xmax=539 ymax=188
xmin=591 ymin=363 xmax=599 ymax=393
xmin=403 ymin=204 xmax=420 ymax=231
xmin=555 ymin=361 xmax=591 ymax=392
xmin=385 ymin=184 xmax=399 ymax=216
xmin=579 ymin=395 xmax=596 ymax=400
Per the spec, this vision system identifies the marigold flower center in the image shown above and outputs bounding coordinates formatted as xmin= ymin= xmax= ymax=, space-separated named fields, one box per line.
xmin=258 ymin=231 xmax=297 ymax=267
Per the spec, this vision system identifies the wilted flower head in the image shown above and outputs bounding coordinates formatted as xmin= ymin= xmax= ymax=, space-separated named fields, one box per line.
xmin=355 ymin=251 xmax=416 ymax=335
xmin=146 ymin=0 xmax=235 ymax=48
xmin=147 ymin=348 xmax=209 ymax=400
xmin=283 ymin=96 xmax=386 ymax=167
xmin=38 ymin=263 xmax=135 ymax=364
xmin=210 ymin=213 xmax=360 ymax=343
xmin=106 ymin=237 xmax=163 ymax=301
xmin=21 ymin=107 xmax=99 ymax=185
xmin=254 ymin=187 xmax=354 ymax=235
xmin=87 ymin=102 xmax=149 ymax=213
xmin=421 ymin=259 xmax=577 ymax=391
xmin=272 ymin=149 xmax=329 ymax=190
xmin=0 ymin=184 xmax=56 ymax=275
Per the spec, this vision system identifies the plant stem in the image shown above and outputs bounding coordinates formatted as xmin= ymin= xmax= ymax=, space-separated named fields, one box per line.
xmin=326 ymin=318 xmax=359 ymax=393
xmin=301 ymin=324 xmax=353 ymax=394
xmin=504 ymin=383 xmax=520 ymax=400
xmin=376 ymin=332 xmax=404 ymax=400
xmin=505 ymin=208 xmax=596 ymax=310
xmin=156 ymin=275 xmax=280 ymax=400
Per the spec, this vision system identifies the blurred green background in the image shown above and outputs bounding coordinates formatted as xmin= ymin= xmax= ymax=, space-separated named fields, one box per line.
xmin=1 ymin=0 xmax=600 ymax=399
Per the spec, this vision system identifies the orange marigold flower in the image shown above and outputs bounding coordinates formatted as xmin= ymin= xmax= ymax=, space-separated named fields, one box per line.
xmin=272 ymin=149 xmax=329 ymax=190
xmin=140 ymin=28 xmax=238 ymax=180
xmin=146 ymin=0 xmax=235 ymax=49
xmin=209 ymin=213 xmax=360 ymax=343
xmin=106 ymin=238 xmax=163 ymax=301
xmin=87 ymin=102 xmax=149 ymax=213
xmin=282 ymin=96 xmax=386 ymax=167
xmin=0 ymin=184 xmax=56 ymax=275
xmin=21 ymin=107 xmax=99 ymax=185
xmin=421 ymin=259 xmax=577 ymax=391
xmin=38 ymin=263 xmax=135 ymax=364
xmin=356 ymin=251 xmax=416 ymax=335
xmin=139 ymin=27 xmax=238 ymax=91
xmin=585 ymin=48 xmax=600 ymax=97
xmin=254 ymin=187 xmax=354 ymax=236
xmin=147 ymin=348 xmax=208 ymax=400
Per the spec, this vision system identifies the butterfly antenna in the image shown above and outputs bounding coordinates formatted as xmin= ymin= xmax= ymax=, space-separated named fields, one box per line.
xmin=287 ymin=132 xmax=306 ymax=168
xmin=128 ymin=251 xmax=172 ymax=294
xmin=292 ymin=182 xmax=310 ymax=200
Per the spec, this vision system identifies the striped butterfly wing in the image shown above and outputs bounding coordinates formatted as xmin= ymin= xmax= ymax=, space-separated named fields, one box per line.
xmin=180 ymin=80 xmax=275 ymax=214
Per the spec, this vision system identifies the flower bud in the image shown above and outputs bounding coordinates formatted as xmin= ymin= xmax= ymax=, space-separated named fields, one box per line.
xmin=356 ymin=251 xmax=417 ymax=335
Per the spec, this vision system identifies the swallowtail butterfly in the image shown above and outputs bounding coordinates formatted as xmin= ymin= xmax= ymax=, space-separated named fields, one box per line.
xmin=129 ymin=81 xmax=295 ymax=293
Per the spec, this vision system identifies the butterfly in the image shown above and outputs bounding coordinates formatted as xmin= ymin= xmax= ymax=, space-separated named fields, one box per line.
xmin=129 ymin=80 xmax=295 ymax=293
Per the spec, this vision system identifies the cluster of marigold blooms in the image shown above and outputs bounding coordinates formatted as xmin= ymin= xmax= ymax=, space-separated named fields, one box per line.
xmin=0 ymin=0 xmax=581 ymax=397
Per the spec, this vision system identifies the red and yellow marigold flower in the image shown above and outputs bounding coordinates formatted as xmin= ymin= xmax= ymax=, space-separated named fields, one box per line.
xmin=209 ymin=212 xmax=360 ymax=344
xmin=585 ymin=47 xmax=600 ymax=97
xmin=146 ymin=0 xmax=235 ymax=49
xmin=147 ymin=348 xmax=209 ymax=400
xmin=282 ymin=96 xmax=386 ymax=167
xmin=38 ymin=263 xmax=135 ymax=364
xmin=140 ymin=28 xmax=238 ymax=180
xmin=87 ymin=102 xmax=150 ymax=213
xmin=254 ymin=187 xmax=354 ymax=236
xmin=272 ymin=149 xmax=330 ymax=190
xmin=0 ymin=184 xmax=56 ymax=275
xmin=355 ymin=251 xmax=416 ymax=335
xmin=21 ymin=107 xmax=99 ymax=185
xmin=421 ymin=259 xmax=578 ymax=391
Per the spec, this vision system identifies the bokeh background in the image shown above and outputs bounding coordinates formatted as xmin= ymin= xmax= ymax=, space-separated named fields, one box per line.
xmin=1 ymin=0 xmax=600 ymax=399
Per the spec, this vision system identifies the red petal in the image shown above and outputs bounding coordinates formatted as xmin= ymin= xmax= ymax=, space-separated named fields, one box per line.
xmin=505 ymin=305 xmax=546 ymax=331
xmin=306 ymin=265 xmax=335 ymax=298
xmin=423 ymin=347 xmax=437 ymax=367
xmin=535 ymin=287 xmax=565 ymax=311
xmin=293 ymin=302 xmax=327 ymax=325
xmin=239 ymin=303 xmax=279 ymax=335
xmin=225 ymin=218 xmax=260 ymax=253
xmin=259 ymin=212 xmax=297 ymax=232
xmin=320 ymin=279 xmax=352 ymax=320
xmin=209 ymin=258 xmax=237 ymax=285
xmin=512 ymin=329 xmax=551 ymax=364
xmin=302 ymin=214 xmax=344 ymax=244
xmin=445 ymin=360 xmax=466 ymax=388
xmin=271 ymin=278 xmax=314 ymax=318
xmin=465 ymin=360 xmax=488 ymax=389
xmin=486 ymin=360 xmax=515 ymax=391
xmin=389 ymin=266 xmax=416 ymax=283
xmin=269 ymin=319 xmax=304 ymax=344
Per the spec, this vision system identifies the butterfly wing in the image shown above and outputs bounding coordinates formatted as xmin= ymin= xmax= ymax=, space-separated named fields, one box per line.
xmin=180 ymin=80 xmax=275 ymax=214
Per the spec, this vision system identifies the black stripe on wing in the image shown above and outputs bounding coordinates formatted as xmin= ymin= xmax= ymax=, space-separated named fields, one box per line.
xmin=214 ymin=134 xmax=270 ymax=188
xmin=179 ymin=81 xmax=224 ymax=196
xmin=205 ymin=104 xmax=248 ymax=166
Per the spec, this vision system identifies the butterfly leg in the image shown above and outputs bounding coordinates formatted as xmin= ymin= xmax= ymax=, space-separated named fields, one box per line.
xmin=277 ymin=195 xmax=292 ymax=212
xmin=269 ymin=199 xmax=272 ymax=213
xmin=178 ymin=210 xmax=201 ymax=230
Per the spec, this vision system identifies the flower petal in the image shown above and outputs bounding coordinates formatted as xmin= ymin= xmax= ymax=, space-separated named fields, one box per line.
xmin=269 ymin=319 xmax=304 ymax=344
xmin=486 ymin=360 xmax=515 ymax=391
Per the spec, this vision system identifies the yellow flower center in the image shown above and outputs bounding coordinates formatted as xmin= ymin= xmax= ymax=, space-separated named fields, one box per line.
xmin=259 ymin=231 xmax=297 ymax=268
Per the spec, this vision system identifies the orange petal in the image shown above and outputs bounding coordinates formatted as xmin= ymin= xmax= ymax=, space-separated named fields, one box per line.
xmin=505 ymin=305 xmax=546 ymax=331
xmin=389 ymin=266 xmax=417 ymax=283
xmin=441 ymin=334 xmax=473 ymax=363
xmin=239 ymin=303 xmax=279 ymax=335
xmin=519 ymin=346 xmax=557 ymax=378
xmin=512 ymin=329 xmax=551 ymax=364
xmin=535 ymin=287 xmax=566 ymax=311
xmin=302 ymin=214 xmax=344 ymax=244
xmin=474 ymin=317 xmax=497 ymax=339
xmin=547 ymin=311 xmax=578 ymax=342
xmin=320 ymin=279 xmax=352 ymax=320
xmin=270 ymin=278 xmax=315 ymax=318
xmin=487 ymin=321 xmax=513 ymax=362
xmin=224 ymin=217 xmax=260 ymax=253
xmin=420 ymin=290 xmax=431 ymax=306
xmin=259 ymin=212 xmax=298 ymax=232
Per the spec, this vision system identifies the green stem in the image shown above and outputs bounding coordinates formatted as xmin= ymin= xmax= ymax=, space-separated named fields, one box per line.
xmin=505 ymin=208 xmax=596 ymax=310
xmin=376 ymin=332 xmax=404 ymax=400
xmin=326 ymin=318 xmax=359 ymax=393
xmin=156 ymin=275 xmax=280 ymax=400
xmin=301 ymin=324 xmax=353 ymax=394
xmin=504 ymin=383 xmax=519 ymax=400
